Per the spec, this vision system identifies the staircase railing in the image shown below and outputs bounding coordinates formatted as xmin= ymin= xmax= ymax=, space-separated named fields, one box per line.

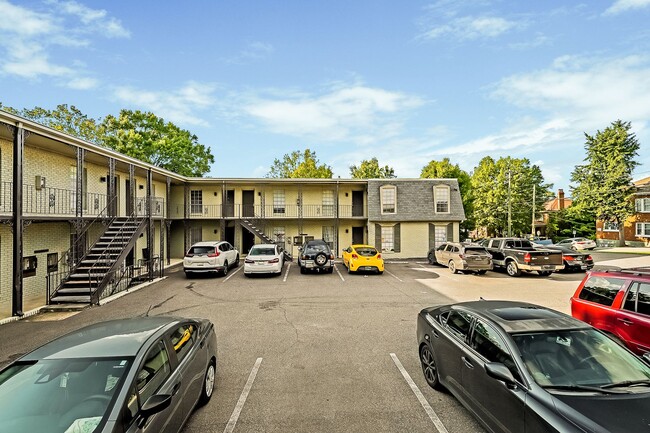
xmin=89 ymin=215 xmax=147 ymax=304
xmin=96 ymin=257 xmax=158 ymax=303
xmin=46 ymin=195 xmax=118 ymax=304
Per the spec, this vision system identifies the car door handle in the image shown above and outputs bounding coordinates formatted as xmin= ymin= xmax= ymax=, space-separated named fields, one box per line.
xmin=618 ymin=318 xmax=634 ymax=326
xmin=432 ymin=329 xmax=439 ymax=338
xmin=172 ymin=381 xmax=181 ymax=396
xmin=461 ymin=356 xmax=474 ymax=369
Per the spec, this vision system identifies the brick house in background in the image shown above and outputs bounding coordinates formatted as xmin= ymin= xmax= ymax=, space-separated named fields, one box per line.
xmin=596 ymin=177 xmax=650 ymax=247
xmin=534 ymin=189 xmax=572 ymax=238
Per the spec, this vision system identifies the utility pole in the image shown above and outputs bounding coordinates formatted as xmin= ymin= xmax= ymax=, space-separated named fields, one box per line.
xmin=507 ymin=170 xmax=512 ymax=237
xmin=531 ymin=184 xmax=536 ymax=238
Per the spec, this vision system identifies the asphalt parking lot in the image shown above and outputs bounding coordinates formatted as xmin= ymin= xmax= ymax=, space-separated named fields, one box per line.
xmin=1 ymin=251 xmax=648 ymax=433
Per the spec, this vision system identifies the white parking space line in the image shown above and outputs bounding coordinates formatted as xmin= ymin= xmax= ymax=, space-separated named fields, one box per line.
xmin=223 ymin=357 xmax=263 ymax=433
xmin=283 ymin=263 xmax=291 ymax=282
xmin=385 ymin=269 xmax=403 ymax=282
xmin=223 ymin=266 xmax=242 ymax=282
xmin=334 ymin=264 xmax=345 ymax=281
xmin=390 ymin=353 xmax=449 ymax=433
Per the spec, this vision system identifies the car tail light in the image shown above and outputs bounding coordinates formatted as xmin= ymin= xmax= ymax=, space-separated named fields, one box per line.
xmin=207 ymin=251 xmax=220 ymax=258
xmin=377 ymin=253 xmax=381 ymax=259
xmin=269 ymin=258 xmax=279 ymax=263
xmin=564 ymin=255 xmax=575 ymax=261
xmin=524 ymin=253 xmax=531 ymax=263
xmin=586 ymin=255 xmax=593 ymax=261
xmin=330 ymin=253 xmax=335 ymax=260
xmin=245 ymin=258 xmax=254 ymax=264
xmin=185 ymin=252 xmax=194 ymax=257
xmin=301 ymin=255 xmax=307 ymax=260
xmin=352 ymin=254 xmax=359 ymax=259
xmin=458 ymin=254 xmax=465 ymax=259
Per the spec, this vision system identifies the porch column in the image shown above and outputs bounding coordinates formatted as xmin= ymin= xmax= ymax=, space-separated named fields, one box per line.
xmin=12 ymin=123 xmax=24 ymax=317
xmin=183 ymin=183 xmax=189 ymax=253
xmin=147 ymin=169 xmax=153 ymax=280
xmin=128 ymin=164 xmax=135 ymax=216
xmin=166 ymin=177 xmax=171 ymax=265
xmin=108 ymin=157 xmax=116 ymax=216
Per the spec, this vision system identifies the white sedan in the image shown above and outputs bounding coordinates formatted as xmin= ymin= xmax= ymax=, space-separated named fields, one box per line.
xmin=555 ymin=237 xmax=597 ymax=251
xmin=244 ymin=244 xmax=285 ymax=276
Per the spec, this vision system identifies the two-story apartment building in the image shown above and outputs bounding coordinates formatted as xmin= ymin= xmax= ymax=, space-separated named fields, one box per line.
xmin=596 ymin=177 xmax=650 ymax=246
xmin=0 ymin=110 xmax=465 ymax=318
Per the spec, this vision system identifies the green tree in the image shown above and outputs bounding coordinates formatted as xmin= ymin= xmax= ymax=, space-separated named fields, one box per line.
xmin=546 ymin=207 xmax=596 ymax=241
xmin=421 ymin=158 xmax=474 ymax=237
xmin=101 ymin=110 xmax=214 ymax=177
xmin=571 ymin=120 xmax=640 ymax=246
xmin=267 ymin=149 xmax=333 ymax=178
xmin=0 ymin=103 xmax=103 ymax=143
xmin=349 ymin=157 xmax=396 ymax=179
xmin=471 ymin=156 xmax=552 ymax=237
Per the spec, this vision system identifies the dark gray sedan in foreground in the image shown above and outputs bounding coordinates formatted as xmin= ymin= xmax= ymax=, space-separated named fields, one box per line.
xmin=0 ymin=316 xmax=217 ymax=433
xmin=417 ymin=300 xmax=650 ymax=433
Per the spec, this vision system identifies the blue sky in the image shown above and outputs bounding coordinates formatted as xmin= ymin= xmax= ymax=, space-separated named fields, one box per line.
xmin=2 ymin=0 xmax=650 ymax=192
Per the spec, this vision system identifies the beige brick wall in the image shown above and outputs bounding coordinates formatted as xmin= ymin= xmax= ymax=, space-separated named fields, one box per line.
xmin=0 ymin=225 xmax=13 ymax=309
xmin=369 ymin=221 xmax=436 ymax=259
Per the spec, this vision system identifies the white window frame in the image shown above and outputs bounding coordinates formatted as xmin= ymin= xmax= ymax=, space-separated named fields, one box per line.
xmin=190 ymin=190 xmax=202 ymax=214
xmin=322 ymin=226 xmax=335 ymax=249
xmin=380 ymin=185 xmax=397 ymax=215
xmin=381 ymin=226 xmax=394 ymax=252
xmin=189 ymin=226 xmax=202 ymax=244
xmin=636 ymin=222 xmax=650 ymax=237
xmin=434 ymin=185 xmax=450 ymax=214
xmin=273 ymin=190 xmax=285 ymax=215
xmin=636 ymin=198 xmax=650 ymax=213
xmin=322 ymin=190 xmax=335 ymax=217
xmin=603 ymin=221 xmax=619 ymax=232
xmin=272 ymin=226 xmax=285 ymax=243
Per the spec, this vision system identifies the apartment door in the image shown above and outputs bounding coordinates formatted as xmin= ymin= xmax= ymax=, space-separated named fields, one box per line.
xmin=242 ymin=190 xmax=255 ymax=218
xmin=106 ymin=175 xmax=120 ymax=215
xmin=242 ymin=227 xmax=255 ymax=254
xmin=352 ymin=227 xmax=364 ymax=245
xmin=352 ymin=191 xmax=364 ymax=217
xmin=225 ymin=190 xmax=235 ymax=217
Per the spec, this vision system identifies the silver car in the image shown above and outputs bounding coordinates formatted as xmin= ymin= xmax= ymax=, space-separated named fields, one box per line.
xmin=0 ymin=317 xmax=217 ymax=433
xmin=430 ymin=242 xmax=493 ymax=274
xmin=555 ymin=237 xmax=597 ymax=251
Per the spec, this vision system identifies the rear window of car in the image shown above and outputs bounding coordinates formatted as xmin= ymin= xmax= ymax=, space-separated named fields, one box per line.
xmin=443 ymin=310 xmax=472 ymax=340
xmin=250 ymin=247 xmax=276 ymax=256
xmin=305 ymin=244 xmax=328 ymax=253
xmin=187 ymin=246 xmax=215 ymax=255
xmin=578 ymin=275 xmax=626 ymax=306
xmin=356 ymin=247 xmax=377 ymax=257
xmin=623 ymin=282 xmax=650 ymax=316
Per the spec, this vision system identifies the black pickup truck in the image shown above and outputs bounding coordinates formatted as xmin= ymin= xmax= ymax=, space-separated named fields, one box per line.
xmin=482 ymin=237 xmax=564 ymax=277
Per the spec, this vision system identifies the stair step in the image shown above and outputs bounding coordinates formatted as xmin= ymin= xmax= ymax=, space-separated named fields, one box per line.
xmin=50 ymin=295 xmax=92 ymax=304
xmin=57 ymin=287 xmax=93 ymax=294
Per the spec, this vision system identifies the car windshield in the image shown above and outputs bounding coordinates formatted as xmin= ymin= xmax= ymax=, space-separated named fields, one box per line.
xmin=0 ymin=357 xmax=131 ymax=433
xmin=355 ymin=247 xmax=377 ymax=257
xmin=513 ymin=330 xmax=650 ymax=390
xmin=249 ymin=247 xmax=276 ymax=256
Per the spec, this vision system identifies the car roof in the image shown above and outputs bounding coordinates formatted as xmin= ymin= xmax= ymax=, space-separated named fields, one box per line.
xmin=250 ymin=244 xmax=277 ymax=248
xmin=190 ymin=241 xmax=224 ymax=246
xmin=443 ymin=300 xmax=589 ymax=334
xmin=586 ymin=267 xmax=650 ymax=279
xmin=351 ymin=244 xmax=376 ymax=249
xmin=22 ymin=317 xmax=181 ymax=360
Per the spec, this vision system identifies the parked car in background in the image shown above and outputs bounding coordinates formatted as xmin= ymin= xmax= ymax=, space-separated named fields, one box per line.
xmin=418 ymin=300 xmax=650 ymax=433
xmin=244 ymin=244 xmax=284 ymax=276
xmin=0 ymin=317 xmax=217 ymax=433
xmin=571 ymin=268 xmax=650 ymax=355
xmin=184 ymin=241 xmax=239 ymax=277
xmin=429 ymin=242 xmax=492 ymax=275
xmin=556 ymin=237 xmax=597 ymax=251
xmin=537 ymin=245 xmax=594 ymax=272
xmin=298 ymin=239 xmax=334 ymax=274
xmin=483 ymin=237 xmax=564 ymax=277
xmin=529 ymin=236 xmax=554 ymax=246
xmin=341 ymin=244 xmax=384 ymax=274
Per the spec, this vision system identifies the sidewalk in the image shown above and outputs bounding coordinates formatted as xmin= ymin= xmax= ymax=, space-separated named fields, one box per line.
xmin=600 ymin=246 xmax=650 ymax=254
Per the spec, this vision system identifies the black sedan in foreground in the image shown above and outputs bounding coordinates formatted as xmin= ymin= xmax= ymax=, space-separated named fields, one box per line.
xmin=0 ymin=316 xmax=217 ymax=433
xmin=417 ymin=300 xmax=650 ymax=433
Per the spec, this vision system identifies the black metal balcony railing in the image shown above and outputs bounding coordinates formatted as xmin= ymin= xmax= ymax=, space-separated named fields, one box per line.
xmin=172 ymin=203 xmax=367 ymax=219
xmin=0 ymin=182 xmax=12 ymax=214
xmin=136 ymin=197 xmax=165 ymax=217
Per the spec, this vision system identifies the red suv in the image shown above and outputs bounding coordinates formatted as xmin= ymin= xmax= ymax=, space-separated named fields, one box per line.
xmin=571 ymin=268 xmax=650 ymax=355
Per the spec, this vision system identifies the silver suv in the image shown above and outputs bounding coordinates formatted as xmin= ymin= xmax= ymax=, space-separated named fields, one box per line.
xmin=184 ymin=241 xmax=239 ymax=277
xmin=429 ymin=242 xmax=493 ymax=275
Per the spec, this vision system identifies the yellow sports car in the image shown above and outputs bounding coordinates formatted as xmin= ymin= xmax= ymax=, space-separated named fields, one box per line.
xmin=342 ymin=244 xmax=384 ymax=274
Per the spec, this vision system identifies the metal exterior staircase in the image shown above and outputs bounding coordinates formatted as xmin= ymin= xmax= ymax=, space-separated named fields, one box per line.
xmin=240 ymin=219 xmax=292 ymax=261
xmin=49 ymin=217 xmax=147 ymax=304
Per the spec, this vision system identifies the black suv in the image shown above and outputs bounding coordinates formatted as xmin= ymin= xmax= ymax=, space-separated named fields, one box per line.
xmin=298 ymin=239 xmax=335 ymax=274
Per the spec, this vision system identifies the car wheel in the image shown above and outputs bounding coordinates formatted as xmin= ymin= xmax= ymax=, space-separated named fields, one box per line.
xmin=300 ymin=267 xmax=306 ymax=274
xmin=476 ymin=270 xmax=487 ymax=275
xmin=419 ymin=344 xmax=443 ymax=390
xmin=234 ymin=255 xmax=240 ymax=267
xmin=315 ymin=252 xmax=328 ymax=267
xmin=448 ymin=260 xmax=458 ymax=274
xmin=185 ymin=271 xmax=193 ymax=278
xmin=198 ymin=360 xmax=216 ymax=406
xmin=506 ymin=261 xmax=521 ymax=277
xmin=222 ymin=261 xmax=229 ymax=276
xmin=428 ymin=252 xmax=437 ymax=265
xmin=378 ymin=270 xmax=384 ymax=275
xmin=347 ymin=264 xmax=353 ymax=274
xmin=538 ymin=271 xmax=553 ymax=276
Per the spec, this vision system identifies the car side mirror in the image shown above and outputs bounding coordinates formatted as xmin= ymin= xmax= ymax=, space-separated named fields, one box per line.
xmin=485 ymin=362 xmax=516 ymax=386
xmin=138 ymin=394 xmax=172 ymax=428
xmin=298 ymin=247 xmax=303 ymax=252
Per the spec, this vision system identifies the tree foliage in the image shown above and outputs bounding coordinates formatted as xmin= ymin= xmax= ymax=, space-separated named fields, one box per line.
xmin=570 ymin=120 xmax=640 ymax=245
xmin=267 ymin=149 xmax=333 ymax=178
xmin=349 ymin=157 xmax=396 ymax=179
xmin=420 ymin=158 xmax=474 ymax=235
xmin=545 ymin=207 xmax=596 ymax=241
xmin=101 ymin=110 xmax=214 ymax=177
xmin=471 ymin=156 xmax=552 ymax=237
xmin=1 ymin=103 xmax=103 ymax=143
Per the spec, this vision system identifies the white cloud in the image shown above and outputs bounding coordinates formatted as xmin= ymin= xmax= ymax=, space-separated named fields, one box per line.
xmin=67 ymin=77 xmax=98 ymax=89
xmin=421 ymin=15 xmax=517 ymax=40
xmin=238 ymin=84 xmax=424 ymax=143
xmin=113 ymin=81 xmax=217 ymax=126
xmin=605 ymin=0 xmax=650 ymax=15
xmin=50 ymin=0 xmax=130 ymax=38
xmin=224 ymin=41 xmax=274 ymax=65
